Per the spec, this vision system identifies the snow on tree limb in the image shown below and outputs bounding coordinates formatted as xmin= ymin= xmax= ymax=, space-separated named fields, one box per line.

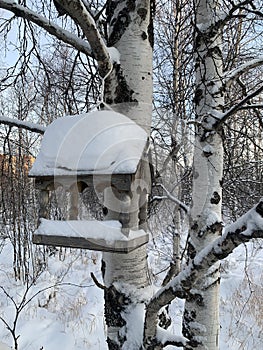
xmin=0 ymin=115 xmax=46 ymax=134
xmin=156 ymin=326 xmax=189 ymax=348
xmin=55 ymin=0 xmax=112 ymax=77
xmin=0 ymin=0 xmax=93 ymax=58
xmin=223 ymin=56 xmax=263 ymax=85
xmin=143 ymin=199 xmax=263 ymax=347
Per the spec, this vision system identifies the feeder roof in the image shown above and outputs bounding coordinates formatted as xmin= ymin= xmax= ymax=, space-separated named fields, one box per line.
xmin=29 ymin=110 xmax=148 ymax=177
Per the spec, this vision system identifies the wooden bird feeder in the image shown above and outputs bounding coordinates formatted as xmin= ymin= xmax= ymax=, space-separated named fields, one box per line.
xmin=29 ymin=110 xmax=151 ymax=253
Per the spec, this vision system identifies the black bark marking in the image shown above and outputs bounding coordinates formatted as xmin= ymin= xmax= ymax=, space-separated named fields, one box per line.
xmin=188 ymin=292 xmax=204 ymax=307
xmin=148 ymin=0 xmax=155 ymax=48
xmin=107 ymin=338 xmax=120 ymax=350
xmin=191 ymin=222 xmax=198 ymax=231
xmin=211 ymin=191 xmax=221 ymax=204
xmin=203 ymin=146 xmax=213 ymax=157
xmin=204 ymin=276 xmax=220 ymax=290
xmin=114 ymin=64 xmax=137 ymax=103
xmin=195 ymin=293 xmax=204 ymax=307
xmin=209 ymin=221 xmax=223 ymax=234
xmin=108 ymin=11 xmax=131 ymax=46
xmin=187 ymin=240 xmax=196 ymax=260
xmin=106 ymin=0 xmax=118 ymax=19
xmin=193 ymin=88 xmax=203 ymax=106
xmin=197 ymin=221 xmax=222 ymax=240
xmin=54 ymin=0 xmax=67 ymax=16
xmin=101 ymin=259 xmax=106 ymax=279
xmin=137 ymin=7 xmax=147 ymax=21
xmin=158 ymin=305 xmax=172 ymax=329
xmin=104 ymin=286 xmax=129 ymax=328
xmin=141 ymin=31 xmax=148 ymax=40
xmin=206 ymin=45 xmax=223 ymax=59
xmin=102 ymin=206 xmax=108 ymax=216
xmin=195 ymin=20 xmax=223 ymax=50
xmin=255 ymin=200 xmax=263 ymax=217
xmin=107 ymin=1 xmax=136 ymax=46
xmin=105 ymin=63 xmax=137 ymax=105
xmin=183 ymin=309 xmax=200 ymax=348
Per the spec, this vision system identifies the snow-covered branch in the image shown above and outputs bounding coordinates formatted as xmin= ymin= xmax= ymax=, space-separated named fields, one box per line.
xmin=0 ymin=115 xmax=46 ymax=134
xmin=55 ymin=0 xmax=112 ymax=77
xmin=223 ymin=56 xmax=263 ymax=86
xmin=143 ymin=199 xmax=263 ymax=347
xmin=0 ymin=0 xmax=93 ymax=58
xmin=156 ymin=326 xmax=189 ymax=348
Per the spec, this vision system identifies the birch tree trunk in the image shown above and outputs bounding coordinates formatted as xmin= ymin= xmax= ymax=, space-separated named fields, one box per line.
xmin=182 ymin=0 xmax=224 ymax=349
xmin=102 ymin=1 xmax=154 ymax=348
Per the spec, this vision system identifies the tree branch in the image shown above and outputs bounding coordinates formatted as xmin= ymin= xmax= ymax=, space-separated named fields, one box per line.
xmin=55 ymin=0 xmax=112 ymax=77
xmin=238 ymin=104 xmax=263 ymax=110
xmin=159 ymin=184 xmax=189 ymax=214
xmin=218 ymin=0 xmax=261 ymax=28
xmin=223 ymin=56 xmax=263 ymax=86
xmin=156 ymin=326 xmax=189 ymax=348
xmin=0 ymin=0 xmax=93 ymax=58
xmin=143 ymin=199 xmax=263 ymax=347
xmin=0 ymin=115 xmax=46 ymax=134
xmin=213 ymin=84 xmax=263 ymax=128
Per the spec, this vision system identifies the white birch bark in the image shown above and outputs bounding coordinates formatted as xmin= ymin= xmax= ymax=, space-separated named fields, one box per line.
xmin=102 ymin=1 xmax=153 ymax=348
xmin=104 ymin=0 xmax=153 ymax=133
xmin=182 ymin=0 xmax=224 ymax=349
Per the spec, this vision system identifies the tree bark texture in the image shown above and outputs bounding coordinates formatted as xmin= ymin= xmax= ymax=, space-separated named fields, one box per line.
xmin=183 ymin=0 xmax=224 ymax=349
xmin=102 ymin=1 xmax=154 ymax=348
xmin=104 ymin=0 xmax=154 ymax=134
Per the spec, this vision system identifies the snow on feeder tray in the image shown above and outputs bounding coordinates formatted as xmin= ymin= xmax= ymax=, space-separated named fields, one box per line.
xmin=29 ymin=110 xmax=151 ymax=253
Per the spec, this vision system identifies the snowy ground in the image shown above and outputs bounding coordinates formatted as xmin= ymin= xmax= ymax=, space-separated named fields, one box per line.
xmin=0 ymin=237 xmax=262 ymax=350
xmin=0 ymin=241 xmax=107 ymax=350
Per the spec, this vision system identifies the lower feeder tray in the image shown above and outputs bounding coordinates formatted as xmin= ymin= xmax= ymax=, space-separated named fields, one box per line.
xmin=33 ymin=219 xmax=149 ymax=253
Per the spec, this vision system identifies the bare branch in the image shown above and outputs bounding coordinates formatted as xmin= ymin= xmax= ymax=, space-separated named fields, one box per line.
xmin=218 ymin=0 xmax=261 ymax=27
xmin=238 ymin=104 xmax=263 ymax=110
xmin=0 ymin=115 xmax=46 ymax=134
xmin=90 ymin=272 xmax=106 ymax=290
xmin=159 ymin=184 xmax=189 ymax=214
xmin=214 ymin=84 xmax=263 ymax=128
xmin=56 ymin=0 xmax=112 ymax=77
xmin=0 ymin=0 xmax=93 ymax=58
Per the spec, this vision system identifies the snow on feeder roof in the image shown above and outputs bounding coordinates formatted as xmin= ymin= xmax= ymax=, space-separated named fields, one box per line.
xmin=29 ymin=110 xmax=148 ymax=178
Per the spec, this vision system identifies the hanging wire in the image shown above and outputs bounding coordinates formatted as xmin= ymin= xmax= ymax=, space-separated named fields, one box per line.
xmin=97 ymin=63 xmax=114 ymax=111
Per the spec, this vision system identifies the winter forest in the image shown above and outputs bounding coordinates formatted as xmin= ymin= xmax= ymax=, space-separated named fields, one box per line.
xmin=0 ymin=0 xmax=262 ymax=349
